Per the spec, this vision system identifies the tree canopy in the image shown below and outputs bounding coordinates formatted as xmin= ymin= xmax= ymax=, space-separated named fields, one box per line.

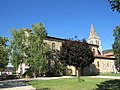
xmin=26 ymin=23 xmax=49 ymax=77
xmin=9 ymin=23 xmax=49 ymax=77
xmin=10 ymin=28 xmax=28 ymax=71
xmin=60 ymin=39 xmax=95 ymax=78
xmin=112 ymin=26 xmax=120 ymax=71
xmin=108 ymin=0 xmax=120 ymax=12
xmin=0 ymin=36 xmax=8 ymax=71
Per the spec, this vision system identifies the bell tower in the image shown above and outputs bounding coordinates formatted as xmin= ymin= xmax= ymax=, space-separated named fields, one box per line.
xmin=88 ymin=24 xmax=103 ymax=55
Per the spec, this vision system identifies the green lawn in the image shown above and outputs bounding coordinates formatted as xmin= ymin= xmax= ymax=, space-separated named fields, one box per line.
xmin=99 ymin=73 xmax=120 ymax=76
xmin=27 ymin=77 xmax=120 ymax=90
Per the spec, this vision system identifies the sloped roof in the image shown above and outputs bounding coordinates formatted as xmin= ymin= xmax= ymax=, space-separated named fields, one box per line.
xmin=103 ymin=49 xmax=113 ymax=54
xmin=46 ymin=36 xmax=99 ymax=47
xmin=88 ymin=24 xmax=100 ymax=40
xmin=95 ymin=54 xmax=115 ymax=60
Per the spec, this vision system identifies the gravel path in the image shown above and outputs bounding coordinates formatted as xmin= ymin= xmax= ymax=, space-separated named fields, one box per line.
xmin=89 ymin=76 xmax=120 ymax=79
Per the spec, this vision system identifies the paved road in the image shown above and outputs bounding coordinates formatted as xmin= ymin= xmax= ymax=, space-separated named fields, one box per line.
xmin=0 ymin=86 xmax=35 ymax=90
xmin=0 ymin=79 xmax=35 ymax=90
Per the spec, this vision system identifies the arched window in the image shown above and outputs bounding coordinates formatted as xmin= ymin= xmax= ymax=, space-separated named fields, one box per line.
xmin=98 ymin=40 xmax=99 ymax=45
xmin=52 ymin=42 xmax=55 ymax=50
xmin=92 ymin=49 xmax=95 ymax=54
xmin=91 ymin=40 xmax=93 ymax=44
xmin=96 ymin=40 xmax=97 ymax=44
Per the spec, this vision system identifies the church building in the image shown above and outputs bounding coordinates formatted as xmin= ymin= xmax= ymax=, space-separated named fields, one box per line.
xmin=45 ymin=24 xmax=117 ymax=75
xmin=17 ymin=24 xmax=117 ymax=76
xmin=83 ymin=24 xmax=116 ymax=75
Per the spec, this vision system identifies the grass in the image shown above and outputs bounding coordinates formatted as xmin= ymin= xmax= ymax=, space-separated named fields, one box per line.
xmin=99 ymin=73 xmax=120 ymax=76
xmin=27 ymin=77 xmax=120 ymax=90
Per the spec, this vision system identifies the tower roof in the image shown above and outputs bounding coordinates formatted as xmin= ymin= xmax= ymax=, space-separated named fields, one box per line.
xmin=88 ymin=24 xmax=100 ymax=40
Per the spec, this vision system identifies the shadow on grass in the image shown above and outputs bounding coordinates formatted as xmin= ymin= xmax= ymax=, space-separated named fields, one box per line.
xmin=94 ymin=79 xmax=120 ymax=90
xmin=36 ymin=88 xmax=50 ymax=90
xmin=78 ymin=79 xmax=85 ymax=83
xmin=26 ymin=81 xmax=51 ymax=90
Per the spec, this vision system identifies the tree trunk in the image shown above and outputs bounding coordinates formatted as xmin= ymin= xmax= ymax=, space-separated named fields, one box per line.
xmin=48 ymin=58 xmax=51 ymax=73
xmin=81 ymin=67 xmax=83 ymax=76
xmin=33 ymin=69 xmax=36 ymax=78
xmin=77 ymin=67 xmax=81 ymax=82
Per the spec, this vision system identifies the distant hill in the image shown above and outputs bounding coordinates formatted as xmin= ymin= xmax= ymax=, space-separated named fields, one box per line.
xmin=102 ymin=49 xmax=113 ymax=54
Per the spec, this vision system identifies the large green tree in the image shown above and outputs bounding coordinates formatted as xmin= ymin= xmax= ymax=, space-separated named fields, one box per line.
xmin=112 ymin=26 xmax=120 ymax=71
xmin=108 ymin=0 xmax=120 ymax=12
xmin=10 ymin=23 xmax=49 ymax=78
xmin=60 ymin=39 xmax=95 ymax=80
xmin=10 ymin=29 xmax=27 ymax=71
xmin=108 ymin=0 xmax=120 ymax=71
xmin=26 ymin=23 xmax=49 ymax=78
xmin=0 ymin=36 xmax=8 ymax=71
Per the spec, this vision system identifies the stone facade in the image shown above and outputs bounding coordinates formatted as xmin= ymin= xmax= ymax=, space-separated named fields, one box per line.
xmin=18 ymin=25 xmax=117 ymax=76
xmin=44 ymin=36 xmax=62 ymax=51
xmin=83 ymin=55 xmax=116 ymax=75
xmin=44 ymin=25 xmax=117 ymax=75
xmin=87 ymin=24 xmax=116 ymax=75
xmin=94 ymin=56 xmax=116 ymax=73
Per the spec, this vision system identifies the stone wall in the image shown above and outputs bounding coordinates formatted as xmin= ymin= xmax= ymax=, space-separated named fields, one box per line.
xmin=44 ymin=36 xmax=116 ymax=76
xmin=83 ymin=57 xmax=116 ymax=75
xmin=44 ymin=39 xmax=62 ymax=50
xmin=94 ymin=58 xmax=116 ymax=73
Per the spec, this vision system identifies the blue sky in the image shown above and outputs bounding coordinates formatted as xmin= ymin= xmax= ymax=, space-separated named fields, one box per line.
xmin=0 ymin=0 xmax=120 ymax=50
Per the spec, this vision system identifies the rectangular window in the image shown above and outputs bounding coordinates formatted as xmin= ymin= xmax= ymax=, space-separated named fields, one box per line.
xmin=97 ymin=61 xmax=99 ymax=67
xmin=107 ymin=63 xmax=109 ymax=67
